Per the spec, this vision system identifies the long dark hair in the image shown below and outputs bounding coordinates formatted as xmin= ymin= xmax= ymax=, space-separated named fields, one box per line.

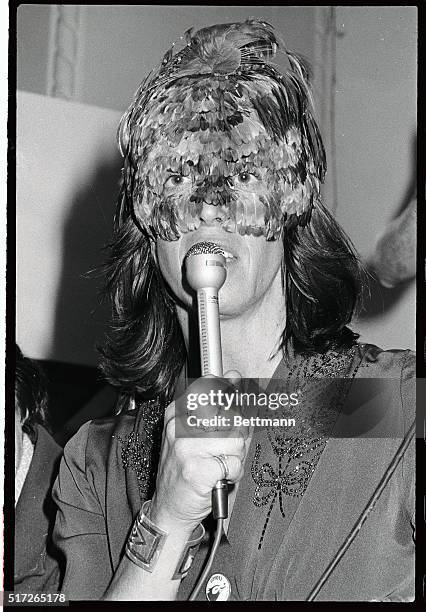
xmin=282 ymin=202 xmax=361 ymax=355
xmin=15 ymin=344 xmax=50 ymax=442
xmin=99 ymin=193 xmax=186 ymax=403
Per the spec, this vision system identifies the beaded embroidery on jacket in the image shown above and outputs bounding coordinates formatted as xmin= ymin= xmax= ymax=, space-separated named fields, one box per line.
xmin=116 ymin=397 xmax=165 ymax=500
xmin=251 ymin=345 xmax=361 ymax=549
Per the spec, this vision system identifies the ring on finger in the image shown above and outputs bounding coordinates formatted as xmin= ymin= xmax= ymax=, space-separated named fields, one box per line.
xmin=214 ymin=454 xmax=230 ymax=481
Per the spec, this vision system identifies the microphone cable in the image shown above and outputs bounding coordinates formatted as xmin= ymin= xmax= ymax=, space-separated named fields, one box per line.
xmin=189 ymin=481 xmax=229 ymax=600
xmin=189 ymin=518 xmax=225 ymax=601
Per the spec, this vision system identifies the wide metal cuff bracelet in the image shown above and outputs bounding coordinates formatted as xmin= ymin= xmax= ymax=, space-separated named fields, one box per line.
xmin=125 ymin=500 xmax=205 ymax=578
xmin=125 ymin=500 xmax=168 ymax=572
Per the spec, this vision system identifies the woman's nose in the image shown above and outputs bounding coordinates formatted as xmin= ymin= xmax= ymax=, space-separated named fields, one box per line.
xmin=199 ymin=201 xmax=227 ymax=225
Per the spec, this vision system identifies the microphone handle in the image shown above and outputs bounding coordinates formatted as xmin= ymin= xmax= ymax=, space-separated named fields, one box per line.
xmin=196 ymin=287 xmax=228 ymax=519
xmin=196 ymin=287 xmax=223 ymax=377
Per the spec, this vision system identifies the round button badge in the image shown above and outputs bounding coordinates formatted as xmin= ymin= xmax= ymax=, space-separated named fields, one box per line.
xmin=205 ymin=573 xmax=231 ymax=601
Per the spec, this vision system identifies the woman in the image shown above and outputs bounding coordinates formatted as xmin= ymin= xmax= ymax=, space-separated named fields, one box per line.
xmin=52 ymin=20 xmax=415 ymax=601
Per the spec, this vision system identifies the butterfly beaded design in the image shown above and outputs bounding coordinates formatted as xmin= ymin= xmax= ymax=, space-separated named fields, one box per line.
xmin=251 ymin=346 xmax=359 ymax=549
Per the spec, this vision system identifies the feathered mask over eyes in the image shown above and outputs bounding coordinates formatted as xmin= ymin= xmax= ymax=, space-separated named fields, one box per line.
xmin=118 ymin=19 xmax=326 ymax=241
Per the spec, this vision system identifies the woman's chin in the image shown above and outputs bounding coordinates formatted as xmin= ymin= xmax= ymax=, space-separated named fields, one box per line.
xmin=218 ymin=297 xmax=249 ymax=319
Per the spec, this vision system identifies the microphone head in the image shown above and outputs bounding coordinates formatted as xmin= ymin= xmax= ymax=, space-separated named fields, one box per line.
xmin=185 ymin=242 xmax=227 ymax=291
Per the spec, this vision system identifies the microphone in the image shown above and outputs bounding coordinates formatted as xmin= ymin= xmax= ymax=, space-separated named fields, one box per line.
xmin=185 ymin=241 xmax=228 ymax=519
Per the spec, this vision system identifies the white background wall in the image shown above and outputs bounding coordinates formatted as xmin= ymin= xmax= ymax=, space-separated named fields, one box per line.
xmin=15 ymin=6 xmax=417 ymax=365
xmin=16 ymin=92 xmax=122 ymax=365
xmin=332 ymin=7 xmax=416 ymax=350
xmin=18 ymin=5 xmax=316 ymax=112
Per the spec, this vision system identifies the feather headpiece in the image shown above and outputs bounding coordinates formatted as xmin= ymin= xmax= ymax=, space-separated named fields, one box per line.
xmin=118 ymin=19 xmax=326 ymax=240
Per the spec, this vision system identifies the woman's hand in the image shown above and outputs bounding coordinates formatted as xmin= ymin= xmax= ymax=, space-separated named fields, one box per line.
xmin=150 ymin=373 xmax=248 ymax=536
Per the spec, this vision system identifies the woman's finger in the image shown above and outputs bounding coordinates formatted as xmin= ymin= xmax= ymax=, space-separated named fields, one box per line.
xmin=182 ymin=454 xmax=244 ymax=489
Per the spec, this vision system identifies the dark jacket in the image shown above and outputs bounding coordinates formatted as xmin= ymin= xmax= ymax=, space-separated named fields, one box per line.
xmin=52 ymin=344 xmax=415 ymax=601
xmin=15 ymin=425 xmax=63 ymax=593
